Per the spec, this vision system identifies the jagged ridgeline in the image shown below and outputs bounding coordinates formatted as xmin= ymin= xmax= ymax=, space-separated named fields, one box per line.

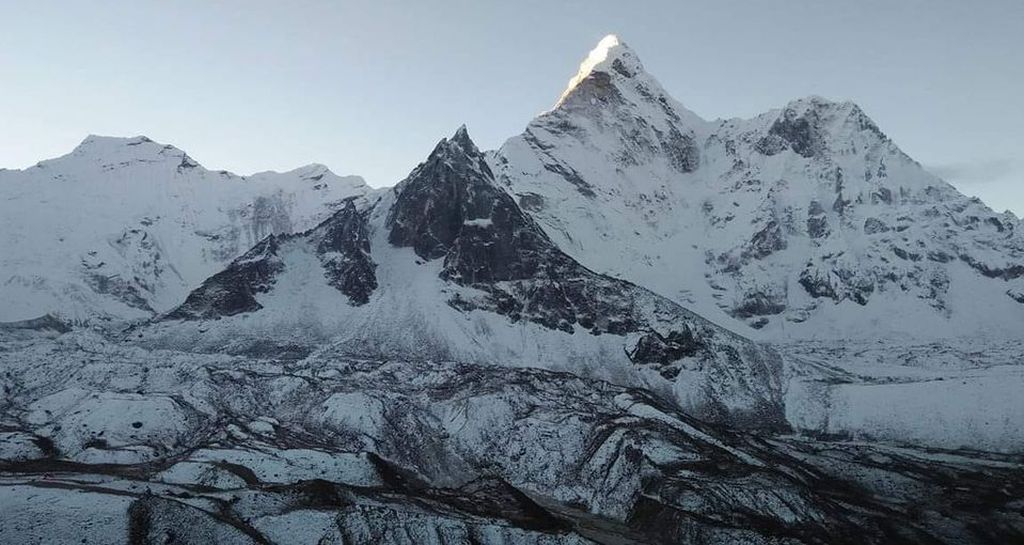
xmin=143 ymin=126 xmax=785 ymax=430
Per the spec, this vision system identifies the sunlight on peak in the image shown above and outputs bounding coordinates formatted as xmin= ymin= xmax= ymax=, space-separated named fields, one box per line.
xmin=592 ymin=34 xmax=621 ymax=56
xmin=555 ymin=34 xmax=623 ymax=107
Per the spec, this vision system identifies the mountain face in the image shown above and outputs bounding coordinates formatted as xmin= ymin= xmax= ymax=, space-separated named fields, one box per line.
xmin=142 ymin=127 xmax=785 ymax=430
xmin=0 ymin=135 xmax=372 ymax=323
xmin=493 ymin=35 xmax=1024 ymax=340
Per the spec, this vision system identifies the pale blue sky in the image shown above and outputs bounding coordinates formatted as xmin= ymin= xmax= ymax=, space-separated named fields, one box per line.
xmin=2 ymin=0 xmax=1022 ymax=214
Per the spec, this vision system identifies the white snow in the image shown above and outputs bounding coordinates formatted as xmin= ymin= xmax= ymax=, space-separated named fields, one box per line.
xmin=462 ymin=217 xmax=493 ymax=227
xmin=493 ymin=39 xmax=1024 ymax=342
xmin=0 ymin=135 xmax=374 ymax=322
xmin=782 ymin=338 xmax=1024 ymax=452
xmin=27 ymin=389 xmax=194 ymax=462
xmin=0 ymin=485 xmax=132 ymax=544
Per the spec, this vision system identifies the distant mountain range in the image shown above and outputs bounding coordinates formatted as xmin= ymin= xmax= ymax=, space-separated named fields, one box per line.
xmin=0 ymin=135 xmax=372 ymax=322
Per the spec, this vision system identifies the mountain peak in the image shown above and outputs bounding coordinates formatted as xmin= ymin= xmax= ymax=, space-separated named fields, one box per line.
xmin=428 ymin=125 xmax=482 ymax=163
xmin=547 ymin=35 xmax=705 ymax=131
xmin=556 ymin=34 xmax=643 ymax=106
xmin=449 ymin=124 xmax=476 ymax=153
xmin=73 ymin=134 xmax=165 ymax=153
xmin=63 ymin=134 xmax=195 ymax=170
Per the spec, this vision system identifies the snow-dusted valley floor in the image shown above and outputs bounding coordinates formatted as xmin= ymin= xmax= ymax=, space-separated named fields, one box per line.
xmin=1 ymin=326 xmax=1023 ymax=544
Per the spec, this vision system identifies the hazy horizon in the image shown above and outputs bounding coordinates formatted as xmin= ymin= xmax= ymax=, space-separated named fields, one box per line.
xmin=1 ymin=0 xmax=1022 ymax=214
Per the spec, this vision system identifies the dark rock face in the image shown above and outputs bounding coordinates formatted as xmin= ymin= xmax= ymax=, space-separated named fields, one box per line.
xmin=767 ymin=115 xmax=817 ymax=157
xmin=732 ymin=290 xmax=787 ymax=319
xmin=832 ymin=192 xmax=850 ymax=215
xmin=755 ymin=100 xmax=875 ymax=160
xmin=959 ymin=253 xmax=1024 ymax=281
xmin=757 ymin=107 xmax=824 ymax=158
xmin=658 ymin=125 xmax=700 ymax=173
xmin=517 ymin=193 xmax=546 ymax=212
xmin=388 ymin=127 xmax=578 ymax=285
xmin=388 ymin=129 xmax=569 ymax=282
xmin=893 ymin=246 xmax=922 ymax=262
xmin=386 ymin=129 xmax=487 ymax=260
xmin=386 ymin=128 xmax=677 ymax=336
xmin=387 ymin=127 xmax=786 ymax=429
xmin=745 ymin=220 xmax=787 ymax=259
xmin=863 ymin=217 xmax=890 ymax=234
xmin=627 ymin=327 xmax=704 ymax=370
xmin=806 ymin=200 xmax=830 ymax=240
xmin=871 ymin=186 xmax=893 ymax=205
xmin=1008 ymin=288 xmax=1024 ymax=304
xmin=316 ymin=200 xmax=377 ymax=305
xmin=388 ymin=127 xmax=640 ymax=334
xmin=165 ymin=236 xmax=284 ymax=320
xmin=166 ymin=201 xmax=378 ymax=320
xmin=807 ymin=215 xmax=830 ymax=239
xmin=541 ymin=162 xmax=596 ymax=198
xmin=81 ymin=267 xmax=154 ymax=314
xmin=799 ymin=265 xmax=874 ymax=305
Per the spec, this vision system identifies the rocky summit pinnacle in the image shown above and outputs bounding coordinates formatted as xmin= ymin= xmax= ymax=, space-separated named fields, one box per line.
xmin=387 ymin=126 xmax=495 ymax=260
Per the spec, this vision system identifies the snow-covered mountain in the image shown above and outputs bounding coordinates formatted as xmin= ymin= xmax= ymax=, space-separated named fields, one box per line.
xmin=0 ymin=135 xmax=373 ymax=323
xmin=2 ymin=34 xmax=1024 ymax=545
xmin=493 ymin=35 xmax=1024 ymax=340
xmin=138 ymin=127 xmax=784 ymax=429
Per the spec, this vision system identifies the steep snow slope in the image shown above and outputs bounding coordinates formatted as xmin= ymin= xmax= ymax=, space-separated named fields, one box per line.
xmin=493 ymin=35 xmax=1024 ymax=340
xmin=0 ymin=135 xmax=372 ymax=322
xmin=140 ymin=127 xmax=785 ymax=429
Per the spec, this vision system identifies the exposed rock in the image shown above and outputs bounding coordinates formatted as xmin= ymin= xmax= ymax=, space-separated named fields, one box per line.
xmin=806 ymin=200 xmax=830 ymax=239
xmin=627 ymin=327 xmax=705 ymax=369
xmin=166 ymin=202 xmax=379 ymax=320
xmin=316 ymin=200 xmax=378 ymax=305
xmin=745 ymin=220 xmax=787 ymax=259
xmin=863 ymin=217 xmax=890 ymax=234
xmin=732 ymin=290 xmax=788 ymax=318
xmin=1008 ymin=288 xmax=1024 ymax=304
xmin=166 ymin=236 xmax=284 ymax=320
xmin=658 ymin=125 xmax=700 ymax=172
xmin=798 ymin=264 xmax=874 ymax=305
